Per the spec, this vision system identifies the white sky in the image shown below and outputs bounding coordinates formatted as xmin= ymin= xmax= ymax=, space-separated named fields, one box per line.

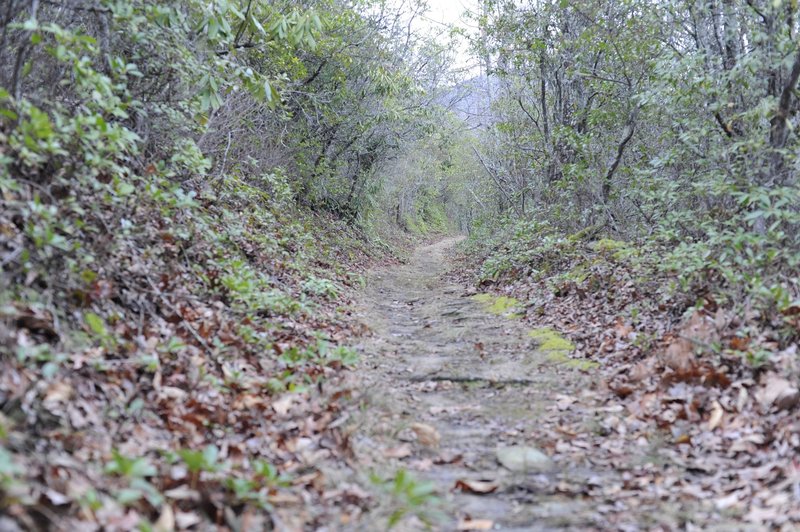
xmin=421 ymin=0 xmax=475 ymax=26
xmin=413 ymin=0 xmax=479 ymax=73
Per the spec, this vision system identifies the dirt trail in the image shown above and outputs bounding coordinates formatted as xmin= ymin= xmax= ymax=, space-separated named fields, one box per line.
xmin=352 ymin=237 xmax=602 ymax=530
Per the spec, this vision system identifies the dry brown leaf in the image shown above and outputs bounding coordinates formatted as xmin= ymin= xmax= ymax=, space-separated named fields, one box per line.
xmin=153 ymin=504 xmax=175 ymax=532
xmin=663 ymin=338 xmax=695 ymax=371
xmin=175 ymin=512 xmax=202 ymax=529
xmin=383 ymin=444 xmax=412 ymax=459
xmin=757 ymin=374 xmax=800 ymax=411
xmin=434 ymin=451 xmax=463 ymax=465
xmin=43 ymin=381 xmax=72 ymax=404
xmin=674 ymin=433 xmax=691 ymax=445
xmin=708 ymin=400 xmax=724 ymax=430
xmin=684 ymin=311 xmax=721 ymax=344
xmin=267 ymin=492 xmax=304 ymax=506
xmin=410 ymin=422 xmax=440 ymax=447
xmin=613 ymin=318 xmax=633 ymax=339
xmin=457 ymin=518 xmax=494 ymax=530
xmin=629 ymin=361 xmax=652 ymax=382
xmin=44 ymin=382 xmax=72 ymax=406
xmin=454 ymin=479 xmax=498 ymax=495
xmin=272 ymin=395 xmax=295 ymax=416
xmin=159 ymin=386 xmax=187 ymax=401
xmin=409 ymin=458 xmax=433 ymax=471
xmin=728 ymin=336 xmax=750 ymax=351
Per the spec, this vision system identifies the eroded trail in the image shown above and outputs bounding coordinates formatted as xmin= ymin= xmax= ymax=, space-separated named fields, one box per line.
xmin=353 ymin=238 xmax=600 ymax=530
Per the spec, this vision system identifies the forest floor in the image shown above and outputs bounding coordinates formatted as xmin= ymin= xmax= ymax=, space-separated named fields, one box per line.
xmin=347 ymin=238 xmax=757 ymax=531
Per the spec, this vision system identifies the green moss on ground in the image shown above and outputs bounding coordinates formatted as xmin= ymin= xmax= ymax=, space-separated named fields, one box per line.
xmin=545 ymin=350 xmax=600 ymax=370
xmin=528 ymin=327 xmax=599 ymax=370
xmin=473 ymin=294 xmax=522 ymax=317
xmin=592 ymin=238 xmax=637 ymax=261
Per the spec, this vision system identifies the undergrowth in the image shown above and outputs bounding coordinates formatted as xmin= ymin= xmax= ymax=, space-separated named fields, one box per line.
xmin=462 ymin=215 xmax=800 ymax=368
xmin=0 ymin=17 xmax=396 ymax=526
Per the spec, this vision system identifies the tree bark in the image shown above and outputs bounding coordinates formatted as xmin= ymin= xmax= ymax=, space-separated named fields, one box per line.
xmin=768 ymin=46 xmax=800 ymax=185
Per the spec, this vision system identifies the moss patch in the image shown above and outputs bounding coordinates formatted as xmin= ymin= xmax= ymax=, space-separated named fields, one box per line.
xmin=555 ymin=263 xmax=588 ymax=284
xmin=545 ymin=350 xmax=600 ymax=370
xmin=528 ymin=327 xmax=575 ymax=351
xmin=592 ymin=238 xmax=628 ymax=253
xmin=529 ymin=327 xmax=599 ymax=370
xmin=592 ymin=238 xmax=637 ymax=261
xmin=472 ymin=293 xmax=522 ymax=317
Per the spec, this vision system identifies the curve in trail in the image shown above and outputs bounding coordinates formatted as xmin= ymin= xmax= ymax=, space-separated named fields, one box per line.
xmin=353 ymin=237 xmax=599 ymax=530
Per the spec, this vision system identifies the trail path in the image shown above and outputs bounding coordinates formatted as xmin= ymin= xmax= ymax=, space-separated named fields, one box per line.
xmin=348 ymin=238 xmax=745 ymax=531
xmin=352 ymin=238 xmax=602 ymax=530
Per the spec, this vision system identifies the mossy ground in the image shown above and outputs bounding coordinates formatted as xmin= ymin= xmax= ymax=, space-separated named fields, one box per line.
xmin=472 ymin=293 xmax=522 ymax=317
xmin=528 ymin=327 xmax=599 ymax=370
xmin=592 ymin=238 xmax=638 ymax=262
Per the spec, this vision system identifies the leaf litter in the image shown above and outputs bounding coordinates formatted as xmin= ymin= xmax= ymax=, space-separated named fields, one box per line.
xmin=7 ymin=214 xmax=800 ymax=529
xmin=451 ymin=236 xmax=800 ymax=529
xmin=1 ymin=182 xmax=400 ymax=530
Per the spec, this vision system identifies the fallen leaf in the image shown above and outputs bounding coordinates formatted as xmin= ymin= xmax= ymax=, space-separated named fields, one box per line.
xmin=496 ymin=446 xmax=552 ymax=472
xmin=43 ymin=381 xmax=73 ymax=404
xmin=708 ymin=400 xmax=724 ymax=430
xmin=674 ymin=433 xmax=691 ymax=445
xmin=454 ymin=479 xmax=498 ymax=494
xmin=728 ymin=336 xmax=750 ymax=351
xmin=715 ymin=492 xmax=741 ymax=510
xmin=44 ymin=489 xmax=70 ymax=506
xmin=175 ymin=512 xmax=202 ymax=529
xmin=663 ymin=338 xmax=695 ymax=371
xmin=164 ymin=485 xmax=201 ymax=501
xmin=272 ymin=395 xmax=295 ymax=416
xmin=154 ymin=504 xmax=175 ymax=532
xmin=434 ymin=451 xmax=463 ymax=465
xmin=457 ymin=518 xmax=494 ymax=530
xmin=409 ymin=458 xmax=433 ymax=471
xmin=736 ymin=386 xmax=748 ymax=412
xmin=757 ymin=374 xmax=800 ymax=411
xmin=410 ymin=423 xmax=440 ymax=447
xmin=267 ymin=492 xmax=304 ymax=506
xmin=613 ymin=318 xmax=633 ymax=339
xmin=159 ymin=386 xmax=187 ymax=401
xmin=744 ymin=505 xmax=780 ymax=523
xmin=383 ymin=444 xmax=412 ymax=459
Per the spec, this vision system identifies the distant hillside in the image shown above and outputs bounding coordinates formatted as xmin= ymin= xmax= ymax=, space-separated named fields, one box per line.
xmin=436 ymin=74 xmax=499 ymax=129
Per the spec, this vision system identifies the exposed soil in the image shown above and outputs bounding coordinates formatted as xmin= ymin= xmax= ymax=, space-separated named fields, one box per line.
xmin=346 ymin=238 xmax=749 ymax=531
xmin=351 ymin=238 xmax=597 ymax=530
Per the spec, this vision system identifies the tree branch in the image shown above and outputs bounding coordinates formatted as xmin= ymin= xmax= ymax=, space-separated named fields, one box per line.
xmin=472 ymin=146 xmax=522 ymax=216
xmin=602 ymin=106 xmax=640 ymax=202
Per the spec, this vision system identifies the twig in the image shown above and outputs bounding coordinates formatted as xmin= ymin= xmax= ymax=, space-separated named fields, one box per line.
xmin=472 ymin=146 xmax=522 ymax=216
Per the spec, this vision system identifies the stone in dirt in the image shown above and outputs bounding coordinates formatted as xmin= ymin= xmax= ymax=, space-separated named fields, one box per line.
xmin=496 ymin=445 xmax=553 ymax=473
